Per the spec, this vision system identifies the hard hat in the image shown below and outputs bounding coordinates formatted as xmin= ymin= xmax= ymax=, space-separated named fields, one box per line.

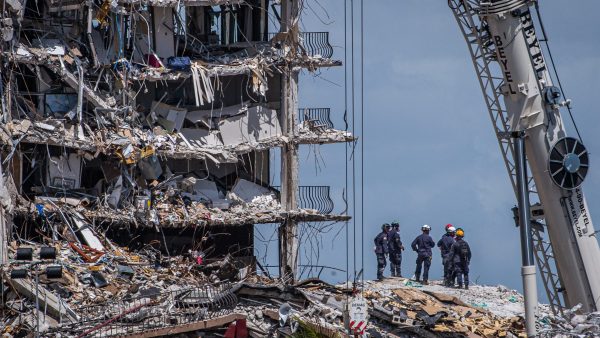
xmin=391 ymin=221 xmax=400 ymax=227
xmin=445 ymin=224 xmax=453 ymax=229
xmin=448 ymin=226 xmax=456 ymax=232
xmin=382 ymin=223 xmax=391 ymax=230
xmin=456 ymin=228 xmax=465 ymax=237
xmin=422 ymin=224 xmax=431 ymax=231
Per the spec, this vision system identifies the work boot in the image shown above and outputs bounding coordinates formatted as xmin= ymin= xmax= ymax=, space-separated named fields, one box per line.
xmin=457 ymin=284 xmax=463 ymax=289
xmin=422 ymin=280 xmax=428 ymax=285
xmin=377 ymin=275 xmax=384 ymax=281
xmin=464 ymin=284 xmax=469 ymax=290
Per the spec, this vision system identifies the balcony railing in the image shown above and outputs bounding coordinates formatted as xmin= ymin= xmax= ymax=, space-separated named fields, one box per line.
xmin=275 ymin=185 xmax=335 ymax=215
xmin=299 ymin=186 xmax=334 ymax=214
xmin=299 ymin=108 xmax=334 ymax=129
xmin=53 ymin=284 xmax=237 ymax=337
xmin=268 ymin=32 xmax=334 ymax=59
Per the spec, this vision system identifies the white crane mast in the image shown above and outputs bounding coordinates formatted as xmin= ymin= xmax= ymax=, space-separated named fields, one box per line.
xmin=451 ymin=0 xmax=600 ymax=312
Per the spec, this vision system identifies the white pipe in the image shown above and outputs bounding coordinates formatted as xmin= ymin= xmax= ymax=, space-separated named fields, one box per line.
xmin=522 ymin=265 xmax=538 ymax=337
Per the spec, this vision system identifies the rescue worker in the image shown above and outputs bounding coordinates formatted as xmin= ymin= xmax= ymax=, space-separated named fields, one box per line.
xmin=449 ymin=228 xmax=472 ymax=289
xmin=374 ymin=223 xmax=391 ymax=281
xmin=437 ymin=225 xmax=456 ymax=287
xmin=388 ymin=221 xmax=405 ymax=277
xmin=411 ymin=224 xmax=435 ymax=285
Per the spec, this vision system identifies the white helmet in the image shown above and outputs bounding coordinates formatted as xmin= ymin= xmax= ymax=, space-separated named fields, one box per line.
xmin=448 ymin=226 xmax=456 ymax=232
xmin=422 ymin=224 xmax=431 ymax=231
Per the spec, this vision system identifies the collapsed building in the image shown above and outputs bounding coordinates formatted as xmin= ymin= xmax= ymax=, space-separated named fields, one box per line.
xmin=0 ymin=0 xmax=356 ymax=335
xmin=0 ymin=0 xmax=595 ymax=336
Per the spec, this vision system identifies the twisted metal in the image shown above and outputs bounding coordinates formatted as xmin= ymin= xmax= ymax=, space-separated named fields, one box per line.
xmin=53 ymin=284 xmax=237 ymax=337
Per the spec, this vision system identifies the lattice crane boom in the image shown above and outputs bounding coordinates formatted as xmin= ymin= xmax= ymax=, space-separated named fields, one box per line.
xmin=450 ymin=0 xmax=600 ymax=313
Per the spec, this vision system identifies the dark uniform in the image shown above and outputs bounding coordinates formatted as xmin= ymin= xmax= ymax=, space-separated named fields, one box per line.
xmin=449 ymin=237 xmax=472 ymax=289
xmin=437 ymin=233 xmax=455 ymax=286
xmin=411 ymin=233 xmax=435 ymax=283
xmin=374 ymin=228 xmax=390 ymax=280
xmin=388 ymin=227 xmax=403 ymax=277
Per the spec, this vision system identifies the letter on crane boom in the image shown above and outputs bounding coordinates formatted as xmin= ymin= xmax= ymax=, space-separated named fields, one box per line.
xmin=480 ymin=0 xmax=600 ymax=312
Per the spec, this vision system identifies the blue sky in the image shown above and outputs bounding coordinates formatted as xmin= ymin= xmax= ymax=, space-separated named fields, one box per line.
xmin=255 ymin=0 xmax=600 ymax=297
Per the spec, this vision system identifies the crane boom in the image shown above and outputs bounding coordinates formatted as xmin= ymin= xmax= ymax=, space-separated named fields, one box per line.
xmin=451 ymin=0 xmax=600 ymax=312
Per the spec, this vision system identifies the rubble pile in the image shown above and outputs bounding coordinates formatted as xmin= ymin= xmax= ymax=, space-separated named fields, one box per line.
xmin=538 ymin=305 xmax=600 ymax=337
xmin=2 ymin=227 xmax=537 ymax=338
xmin=358 ymin=279 xmax=533 ymax=337
xmin=1 ymin=231 xmax=246 ymax=336
xmin=0 ymin=231 xmax=586 ymax=338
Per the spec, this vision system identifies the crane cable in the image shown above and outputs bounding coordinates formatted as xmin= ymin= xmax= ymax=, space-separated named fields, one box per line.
xmin=350 ymin=0 xmax=357 ymax=286
xmin=534 ymin=2 xmax=584 ymax=143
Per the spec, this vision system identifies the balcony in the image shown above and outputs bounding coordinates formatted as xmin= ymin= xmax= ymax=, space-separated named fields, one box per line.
xmin=269 ymin=32 xmax=335 ymax=59
xmin=299 ymin=108 xmax=334 ymax=129
xmin=275 ymin=185 xmax=335 ymax=215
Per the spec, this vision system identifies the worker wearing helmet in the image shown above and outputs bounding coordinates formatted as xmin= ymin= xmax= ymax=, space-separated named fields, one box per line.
xmin=411 ymin=224 xmax=436 ymax=285
xmin=449 ymin=228 xmax=472 ymax=289
xmin=374 ymin=223 xmax=391 ymax=281
xmin=437 ymin=225 xmax=456 ymax=287
xmin=388 ymin=221 xmax=405 ymax=277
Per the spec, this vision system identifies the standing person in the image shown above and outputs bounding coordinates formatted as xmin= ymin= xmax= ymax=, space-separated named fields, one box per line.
xmin=388 ymin=221 xmax=405 ymax=277
xmin=437 ymin=226 xmax=456 ymax=287
xmin=411 ymin=224 xmax=435 ymax=285
xmin=449 ymin=228 xmax=472 ymax=289
xmin=374 ymin=223 xmax=391 ymax=281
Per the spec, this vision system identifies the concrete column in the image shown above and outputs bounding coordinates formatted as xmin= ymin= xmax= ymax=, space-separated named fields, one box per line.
xmin=278 ymin=0 xmax=300 ymax=282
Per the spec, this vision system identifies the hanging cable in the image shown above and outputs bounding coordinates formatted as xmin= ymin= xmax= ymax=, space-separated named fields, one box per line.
xmin=534 ymin=3 xmax=583 ymax=143
xmin=344 ymin=0 xmax=350 ymax=290
xmin=360 ymin=0 xmax=365 ymax=288
xmin=350 ymin=0 xmax=357 ymax=286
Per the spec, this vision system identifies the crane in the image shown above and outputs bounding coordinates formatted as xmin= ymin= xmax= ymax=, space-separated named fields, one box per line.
xmin=448 ymin=0 xmax=600 ymax=319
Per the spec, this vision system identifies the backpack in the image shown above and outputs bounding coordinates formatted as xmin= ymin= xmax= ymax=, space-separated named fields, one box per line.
xmin=392 ymin=232 xmax=401 ymax=251
xmin=459 ymin=242 xmax=469 ymax=261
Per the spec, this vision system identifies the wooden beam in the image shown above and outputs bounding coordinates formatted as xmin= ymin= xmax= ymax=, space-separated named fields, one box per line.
xmin=122 ymin=313 xmax=245 ymax=338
